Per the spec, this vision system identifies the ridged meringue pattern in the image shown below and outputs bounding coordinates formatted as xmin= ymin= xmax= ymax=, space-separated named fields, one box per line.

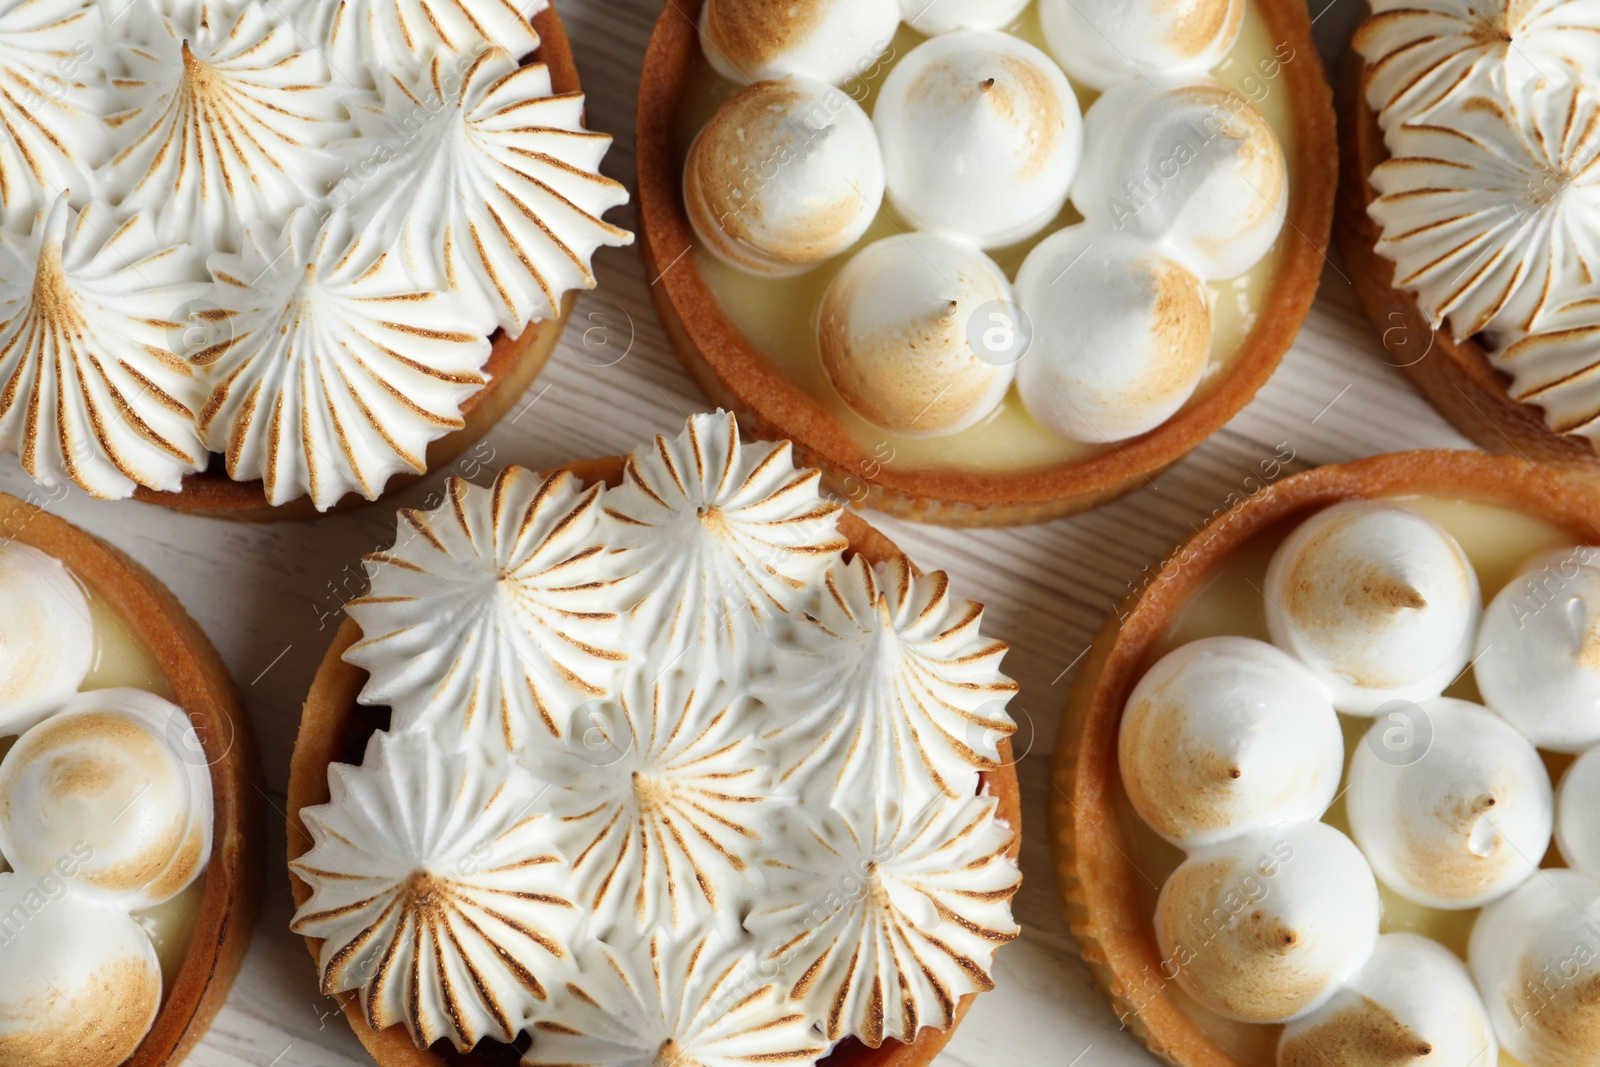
xmin=298 ymin=0 xmax=547 ymax=86
xmin=291 ymin=729 xmax=578 ymax=1051
xmin=1493 ymin=298 xmax=1600 ymax=442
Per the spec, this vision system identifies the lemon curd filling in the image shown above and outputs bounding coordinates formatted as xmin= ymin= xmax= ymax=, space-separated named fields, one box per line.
xmin=676 ymin=0 xmax=1300 ymax=474
xmin=1128 ymin=497 xmax=1576 ymax=1067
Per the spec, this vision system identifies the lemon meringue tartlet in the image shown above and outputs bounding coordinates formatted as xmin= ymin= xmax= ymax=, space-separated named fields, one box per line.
xmin=1055 ymin=449 xmax=1600 ymax=1067
xmin=289 ymin=412 xmax=1023 ymax=1067
xmin=638 ymin=0 xmax=1333 ymax=525
xmin=0 ymin=493 xmax=260 ymax=1067
xmin=0 ymin=1 xmax=631 ymax=519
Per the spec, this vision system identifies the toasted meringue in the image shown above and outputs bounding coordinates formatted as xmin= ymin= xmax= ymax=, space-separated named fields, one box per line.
xmin=0 ymin=543 xmax=93 ymax=736
xmin=1347 ymin=698 xmax=1551 ymax=909
xmin=1470 ymin=869 xmax=1600 ymax=1067
xmin=0 ymin=876 xmax=162 ymax=1067
xmin=1070 ymin=79 xmax=1287 ymax=280
xmin=1154 ymin=822 xmax=1380 ymax=1023
xmin=291 ymin=730 xmax=578 ymax=1052
xmin=603 ymin=412 xmax=846 ymax=667
xmin=1557 ymin=745 xmax=1600 ymax=876
xmin=1356 ymin=0 xmax=1600 ymax=127
xmin=1368 ymin=80 xmax=1600 ymax=344
xmin=1278 ymin=933 xmax=1497 ymax=1067
xmin=297 ymin=0 xmax=546 ymax=86
xmin=1039 ymin=0 xmax=1244 ymax=90
xmin=697 ymin=0 xmax=901 ymax=86
xmin=0 ymin=197 xmax=206 ymax=497
xmin=874 ymin=31 xmax=1082 ymax=249
xmin=1119 ymin=636 xmax=1342 ymax=848
xmin=524 ymin=929 xmax=828 ymax=1067
xmin=1475 ymin=546 xmax=1600 ymax=750
xmin=758 ymin=553 xmax=1017 ymax=809
xmin=1262 ymin=500 xmax=1480 ymax=715
xmin=345 ymin=467 xmax=629 ymax=752
xmin=1493 ymin=300 xmax=1600 ymax=442
xmin=746 ymin=797 xmax=1019 ymax=1047
xmin=902 ymin=0 xmax=1029 ymax=35
xmin=685 ymin=77 xmax=883 ymax=278
xmin=0 ymin=689 xmax=212 ymax=909
xmin=817 ymin=233 xmax=1017 ymax=436
xmin=1014 ymin=224 xmax=1211 ymax=443
xmin=338 ymin=47 xmax=633 ymax=334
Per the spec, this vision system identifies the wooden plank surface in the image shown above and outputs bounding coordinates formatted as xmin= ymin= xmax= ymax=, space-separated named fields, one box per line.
xmin=7 ymin=1 xmax=1482 ymax=1063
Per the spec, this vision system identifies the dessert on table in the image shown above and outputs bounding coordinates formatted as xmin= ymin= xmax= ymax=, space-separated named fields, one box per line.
xmin=1054 ymin=448 xmax=1600 ymax=1067
xmin=287 ymin=412 xmax=1024 ymax=1067
xmin=0 ymin=0 xmax=632 ymax=519
xmin=0 ymin=494 xmax=260 ymax=1067
xmin=637 ymin=0 xmax=1336 ymax=525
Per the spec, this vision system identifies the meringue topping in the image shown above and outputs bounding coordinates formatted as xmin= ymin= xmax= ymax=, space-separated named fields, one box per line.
xmin=1070 ymin=80 xmax=1287 ymax=281
xmin=874 ymin=30 xmax=1083 ymax=249
xmin=1014 ymin=224 xmax=1212 ymax=443
xmin=1493 ymin=301 xmax=1600 ymax=443
xmin=1154 ymin=822 xmax=1380 ymax=1024
xmin=0 ymin=542 xmax=93 ymax=737
xmin=298 ymin=0 xmax=547 ymax=87
xmin=291 ymin=729 xmax=578 ymax=1051
xmin=697 ymin=0 xmax=901 ymax=86
xmin=1557 ymin=745 xmax=1600 ymax=877
xmin=817 ymin=233 xmax=1017 ymax=436
xmin=1040 ymin=0 xmax=1244 ymax=91
xmin=1347 ymin=698 xmax=1552 ymax=909
xmin=1119 ymin=636 xmax=1343 ymax=848
xmin=685 ymin=76 xmax=884 ymax=277
xmin=902 ymin=0 xmax=1029 ymax=35
xmin=1476 ymin=546 xmax=1600 ymax=751
xmin=1263 ymin=500 xmax=1480 ymax=715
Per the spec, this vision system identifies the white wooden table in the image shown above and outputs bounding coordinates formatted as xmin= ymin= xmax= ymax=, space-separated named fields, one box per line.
xmin=16 ymin=1 xmax=1470 ymax=1063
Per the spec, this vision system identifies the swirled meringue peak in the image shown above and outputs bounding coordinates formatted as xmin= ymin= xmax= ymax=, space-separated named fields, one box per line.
xmin=758 ymin=553 xmax=1016 ymax=808
xmin=198 ymin=206 xmax=492 ymax=510
xmin=291 ymin=729 xmax=578 ymax=1051
xmin=1368 ymin=79 xmax=1600 ymax=344
xmin=1119 ymin=636 xmax=1342 ymax=848
xmin=1263 ymin=500 xmax=1480 ymax=714
xmin=0 ymin=196 xmax=206 ymax=497
xmin=747 ymin=796 xmax=1019 ymax=1047
xmin=603 ymin=412 xmax=846 ymax=669
xmin=1493 ymin=298 xmax=1600 ymax=443
xmin=524 ymin=928 xmax=828 ymax=1067
xmin=345 ymin=466 xmax=630 ymax=752
xmin=1071 ymin=79 xmax=1287 ymax=280
xmin=0 ymin=542 xmax=92 ymax=737
xmin=338 ymin=47 xmax=633 ymax=335
xmin=1557 ymin=745 xmax=1600 ymax=876
xmin=697 ymin=0 xmax=901 ymax=86
xmin=685 ymin=76 xmax=884 ymax=277
xmin=1040 ymin=0 xmax=1244 ymax=90
xmin=1356 ymin=0 xmax=1600 ymax=127
xmin=297 ymin=0 xmax=546 ymax=87
xmin=874 ymin=31 xmax=1083 ymax=249
xmin=902 ymin=0 xmax=1030 ymax=35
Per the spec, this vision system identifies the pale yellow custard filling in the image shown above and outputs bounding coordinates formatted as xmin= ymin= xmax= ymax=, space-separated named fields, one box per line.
xmin=676 ymin=0 xmax=1299 ymax=474
xmin=1125 ymin=497 xmax=1576 ymax=1067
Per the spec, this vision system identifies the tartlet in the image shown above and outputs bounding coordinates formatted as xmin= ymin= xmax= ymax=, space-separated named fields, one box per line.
xmin=1052 ymin=449 xmax=1600 ymax=1065
xmin=0 ymin=492 xmax=262 ymax=1067
xmin=287 ymin=416 xmax=1024 ymax=1067
xmin=636 ymin=0 xmax=1336 ymax=527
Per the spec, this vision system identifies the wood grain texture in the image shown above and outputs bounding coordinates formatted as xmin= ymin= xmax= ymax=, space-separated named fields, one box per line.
xmin=0 ymin=1 xmax=1498 ymax=1065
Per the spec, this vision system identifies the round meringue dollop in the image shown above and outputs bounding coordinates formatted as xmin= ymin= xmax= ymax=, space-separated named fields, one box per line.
xmin=0 ymin=689 xmax=213 ymax=908
xmin=685 ymin=76 xmax=884 ymax=277
xmin=1154 ymin=822 xmax=1380 ymax=1023
xmin=1557 ymin=745 xmax=1600 ymax=877
xmin=1119 ymin=636 xmax=1343 ymax=848
xmin=0 ymin=876 xmax=162 ymax=1067
xmin=1014 ymin=224 xmax=1211 ymax=443
xmin=1347 ymin=698 xmax=1552 ymax=909
xmin=874 ymin=31 xmax=1083 ymax=249
xmin=818 ymin=233 xmax=1017 ymax=436
xmin=0 ymin=542 xmax=93 ymax=737
xmin=902 ymin=0 xmax=1029 ymax=35
xmin=1278 ymin=932 xmax=1497 ymax=1067
xmin=1470 ymin=869 xmax=1600 ymax=1067
xmin=1070 ymin=79 xmax=1287 ymax=280
xmin=1475 ymin=546 xmax=1600 ymax=752
xmin=698 ymin=0 xmax=901 ymax=86
xmin=1263 ymin=500 xmax=1481 ymax=715
xmin=1040 ymin=0 xmax=1245 ymax=90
